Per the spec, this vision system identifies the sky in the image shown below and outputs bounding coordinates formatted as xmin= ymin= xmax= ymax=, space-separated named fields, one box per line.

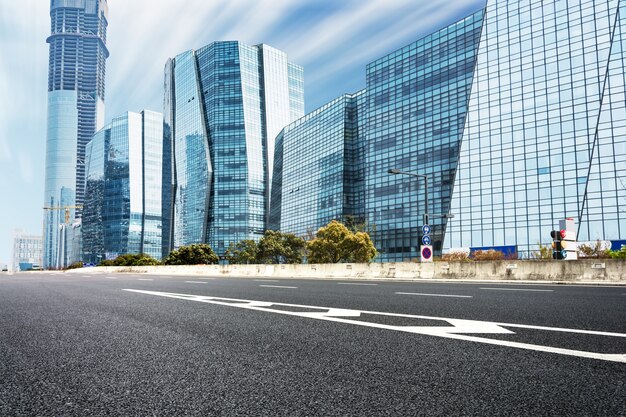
xmin=0 ymin=0 xmax=484 ymax=266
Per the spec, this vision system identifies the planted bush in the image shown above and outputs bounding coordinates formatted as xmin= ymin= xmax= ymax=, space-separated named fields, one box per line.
xmin=441 ymin=251 xmax=471 ymax=262
xmin=164 ymin=244 xmax=219 ymax=265
xmin=98 ymin=254 xmax=160 ymax=266
xmin=65 ymin=261 xmax=84 ymax=270
xmin=472 ymin=250 xmax=505 ymax=261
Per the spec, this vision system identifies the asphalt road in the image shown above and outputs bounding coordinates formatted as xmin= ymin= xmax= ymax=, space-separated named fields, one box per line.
xmin=1 ymin=272 xmax=625 ymax=416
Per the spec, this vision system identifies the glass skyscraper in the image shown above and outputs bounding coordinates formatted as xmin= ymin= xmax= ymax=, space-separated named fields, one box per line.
xmin=163 ymin=42 xmax=304 ymax=256
xmin=273 ymin=0 xmax=626 ymax=261
xmin=446 ymin=0 xmax=626 ymax=256
xmin=83 ymin=111 xmax=164 ymax=262
xmin=270 ymin=91 xmax=367 ymax=236
xmin=43 ymin=0 xmax=109 ymax=268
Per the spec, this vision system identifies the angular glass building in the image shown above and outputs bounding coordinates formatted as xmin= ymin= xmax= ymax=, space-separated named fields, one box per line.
xmin=446 ymin=0 xmax=626 ymax=256
xmin=273 ymin=0 xmax=626 ymax=261
xmin=365 ymin=11 xmax=484 ymax=261
xmin=270 ymin=91 xmax=367 ymax=236
xmin=43 ymin=0 xmax=109 ymax=268
xmin=82 ymin=110 xmax=164 ymax=262
xmin=163 ymin=42 xmax=304 ymax=256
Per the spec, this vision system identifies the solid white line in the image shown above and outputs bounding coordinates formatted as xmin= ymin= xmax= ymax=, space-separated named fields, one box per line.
xmin=337 ymin=282 xmax=378 ymax=286
xmin=259 ymin=285 xmax=297 ymax=289
xmin=137 ymin=278 xmax=153 ymax=281
xmin=254 ymin=279 xmax=279 ymax=282
xmin=185 ymin=281 xmax=208 ymax=284
xmin=480 ymin=287 xmax=554 ymax=292
xmin=396 ymin=292 xmax=472 ymax=298
xmin=122 ymin=289 xmax=626 ymax=364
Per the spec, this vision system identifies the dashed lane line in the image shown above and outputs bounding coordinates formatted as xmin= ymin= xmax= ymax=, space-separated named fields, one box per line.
xmin=137 ymin=278 xmax=153 ymax=281
xmin=185 ymin=281 xmax=208 ymax=284
xmin=480 ymin=287 xmax=554 ymax=292
xmin=259 ymin=285 xmax=297 ymax=289
xmin=337 ymin=282 xmax=378 ymax=286
xmin=396 ymin=292 xmax=472 ymax=298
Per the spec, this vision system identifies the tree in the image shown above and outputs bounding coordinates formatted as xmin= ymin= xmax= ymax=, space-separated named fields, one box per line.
xmin=225 ymin=240 xmax=259 ymax=264
xmin=307 ymin=220 xmax=377 ymax=263
xmin=99 ymin=253 xmax=160 ymax=266
xmin=257 ymin=230 xmax=305 ymax=264
xmin=163 ymin=244 xmax=219 ymax=265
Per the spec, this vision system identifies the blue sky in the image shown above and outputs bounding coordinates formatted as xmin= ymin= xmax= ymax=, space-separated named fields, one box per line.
xmin=0 ymin=0 xmax=484 ymax=265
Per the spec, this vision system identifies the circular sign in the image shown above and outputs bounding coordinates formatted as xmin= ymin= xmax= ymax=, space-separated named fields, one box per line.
xmin=421 ymin=246 xmax=432 ymax=260
xmin=422 ymin=224 xmax=431 ymax=235
xmin=422 ymin=235 xmax=432 ymax=245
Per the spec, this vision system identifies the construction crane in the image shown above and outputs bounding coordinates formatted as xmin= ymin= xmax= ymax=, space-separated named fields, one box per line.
xmin=42 ymin=205 xmax=83 ymax=225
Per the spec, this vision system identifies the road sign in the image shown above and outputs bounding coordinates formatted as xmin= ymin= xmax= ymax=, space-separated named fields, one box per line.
xmin=422 ymin=224 xmax=431 ymax=235
xmin=422 ymin=235 xmax=432 ymax=245
xmin=421 ymin=245 xmax=433 ymax=263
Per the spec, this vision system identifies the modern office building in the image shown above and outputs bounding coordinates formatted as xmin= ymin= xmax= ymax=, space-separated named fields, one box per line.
xmin=273 ymin=0 xmax=626 ymax=260
xmin=269 ymin=91 xmax=367 ymax=236
xmin=43 ymin=0 xmax=109 ymax=268
xmin=365 ymin=10 xmax=483 ymax=261
xmin=163 ymin=41 xmax=304 ymax=256
xmin=82 ymin=110 xmax=164 ymax=262
xmin=12 ymin=231 xmax=43 ymax=271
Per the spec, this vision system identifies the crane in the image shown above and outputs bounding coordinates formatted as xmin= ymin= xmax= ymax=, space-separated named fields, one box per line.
xmin=42 ymin=205 xmax=83 ymax=225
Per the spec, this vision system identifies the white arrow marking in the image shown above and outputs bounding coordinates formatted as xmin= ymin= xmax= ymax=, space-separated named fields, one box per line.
xmin=122 ymin=289 xmax=626 ymax=363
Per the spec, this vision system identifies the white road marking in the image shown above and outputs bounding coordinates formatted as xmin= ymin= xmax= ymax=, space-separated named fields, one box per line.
xmin=396 ymin=292 xmax=472 ymax=298
xmin=105 ymin=276 xmax=118 ymax=280
xmin=480 ymin=287 xmax=554 ymax=292
xmin=123 ymin=289 xmax=626 ymax=364
xmin=137 ymin=278 xmax=153 ymax=281
xmin=254 ymin=279 xmax=279 ymax=282
xmin=337 ymin=282 xmax=378 ymax=286
xmin=185 ymin=281 xmax=208 ymax=284
xmin=259 ymin=285 xmax=298 ymax=289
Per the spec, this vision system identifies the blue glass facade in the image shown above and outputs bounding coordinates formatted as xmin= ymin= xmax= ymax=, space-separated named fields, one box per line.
xmin=270 ymin=91 xmax=366 ymax=236
xmin=164 ymin=42 xmax=304 ymax=256
xmin=446 ymin=0 xmax=626 ymax=257
xmin=83 ymin=111 xmax=164 ymax=262
xmin=273 ymin=0 xmax=626 ymax=260
xmin=365 ymin=11 xmax=483 ymax=261
xmin=43 ymin=0 xmax=109 ymax=268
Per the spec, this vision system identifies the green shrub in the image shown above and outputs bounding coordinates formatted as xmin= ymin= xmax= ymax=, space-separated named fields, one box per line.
xmin=99 ymin=253 xmax=160 ymax=266
xmin=65 ymin=261 xmax=84 ymax=270
xmin=225 ymin=240 xmax=259 ymax=264
xmin=609 ymin=245 xmax=626 ymax=259
xmin=164 ymin=244 xmax=219 ymax=265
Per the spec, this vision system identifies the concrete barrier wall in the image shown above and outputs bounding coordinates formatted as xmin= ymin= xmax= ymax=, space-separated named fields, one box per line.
xmin=71 ymin=259 xmax=626 ymax=282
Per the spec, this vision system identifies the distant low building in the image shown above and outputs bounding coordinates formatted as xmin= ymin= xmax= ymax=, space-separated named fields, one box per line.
xmin=12 ymin=231 xmax=43 ymax=271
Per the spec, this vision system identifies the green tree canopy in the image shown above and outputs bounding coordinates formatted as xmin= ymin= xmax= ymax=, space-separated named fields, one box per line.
xmin=257 ymin=230 xmax=305 ymax=264
xmin=307 ymin=220 xmax=377 ymax=263
xmin=163 ymin=244 xmax=219 ymax=265
xmin=99 ymin=253 xmax=160 ymax=266
xmin=225 ymin=239 xmax=259 ymax=264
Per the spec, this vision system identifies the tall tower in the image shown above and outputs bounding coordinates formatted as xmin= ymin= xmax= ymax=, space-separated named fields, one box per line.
xmin=163 ymin=42 xmax=304 ymax=257
xmin=43 ymin=0 xmax=109 ymax=268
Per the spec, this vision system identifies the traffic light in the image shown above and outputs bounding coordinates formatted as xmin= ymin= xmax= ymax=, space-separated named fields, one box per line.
xmin=550 ymin=229 xmax=567 ymax=260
